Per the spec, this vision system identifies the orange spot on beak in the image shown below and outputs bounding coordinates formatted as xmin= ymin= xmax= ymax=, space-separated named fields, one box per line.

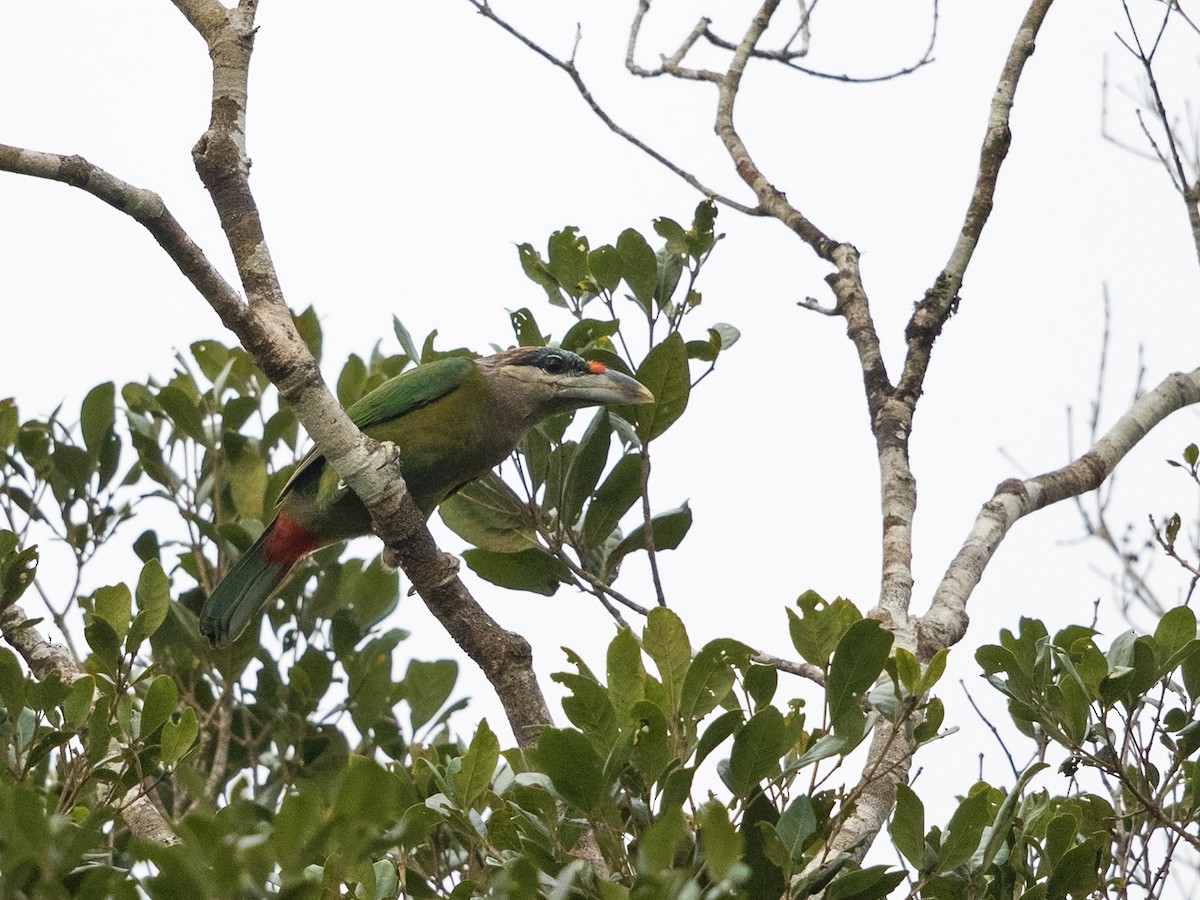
xmin=588 ymin=361 xmax=607 ymax=375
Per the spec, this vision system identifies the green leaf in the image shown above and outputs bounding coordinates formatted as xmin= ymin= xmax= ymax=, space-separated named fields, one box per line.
xmin=406 ymin=659 xmax=458 ymax=731
xmin=935 ymin=787 xmax=991 ymax=873
xmin=616 ymin=228 xmax=658 ymax=311
xmin=155 ymin=385 xmax=207 ymax=443
xmin=643 ymin=607 xmax=692 ymax=714
xmin=84 ymin=618 xmax=120 ymax=675
xmin=509 ymin=307 xmax=546 ymax=347
xmin=226 ymin=441 xmax=268 ymax=521
xmin=337 ymin=353 xmax=367 ymax=407
xmin=160 ymin=710 xmax=198 ymax=763
xmin=139 ymin=674 xmax=178 ymax=739
xmin=918 ymin=648 xmax=949 ymax=694
xmin=392 ymin=315 xmax=421 ymax=364
xmin=562 ymin=410 xmax=611 ymax=527
xmin=629 ymin=699 xmax=673 ymax=785
xmin=894 ymin=648 xmax=921 ymax=694
xmin=891 ymin=784 xmax=926 ymax=870
xmin=63 ymin=675 xmax=95 ymax=728
xmin=582 ymin=453 xmax=642 ymax=549
xmin=680 ymin=638 xmax=752 ymax=722
xmin=700 ymin=802 xmax=744 ymax=881
xmin=293 ymin=305 xmax=323 ymax=361
xmin=517 ymin=243 xmax=566 ymax=307
xmin=745 ymin=664 xmax=778 ymax=708
xmin=827 ymin=620 xmax=893 ymax=737
xmin=825 ymin=865 xmax=906 ymax=900
xmin=94 ymin=584 xmax=132 ymax=642
xmin=438 ymin=473 xmax=538 ymax=553
xmin=0 ymin=543 xmax=38 ymax=612
xmin=562 ymin=318 xmax=621 ymax=353
xmin=80 ymin=382 xmax=115 ymax=458
xmin=606 ymin=627 xmax=646 ymax=720
xmin=729 ymin=707 xmax=787 ymax=797
xmin=1184 ymin=442 xmax=1199 ymax=467
xmin=694 ymin=708 xmax=743 ymax=766
xmin=555 ymin=672 xmax=618 ymax=747
xmin=776 ymin=795 xmax=818 ymax=863
xmin=710 ymin=322 xmax=740 ymax=351
xmin=454 ymin=719 xmax=500 ymax=809
xmin=609 ymin=503 xmax=692 ymax=572
xmin=635 ymin=333 xmax=690 ymax=442
xmin=588 ymin=245 xmax=623 ymax=292
xmin=127 ymin=559 xmax=170 ymax=650
xmin=539 ymin=727 xmax=605 ymax=811
xmin=462 ymin=547 xmax=571 ymax=596
xmin=639 ymin=804 xmax=685 ymax=874
xmin=1155 ymin=605 xmax=1197 ymax=668
xmin=547 ymin=227 xmax=590 ymax=299
xmin=787 ymin=590 xmax=862 ymax=669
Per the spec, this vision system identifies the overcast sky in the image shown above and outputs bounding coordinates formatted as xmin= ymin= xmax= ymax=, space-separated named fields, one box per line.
xmin=3 ymin=0 xmax=1200 ymax=826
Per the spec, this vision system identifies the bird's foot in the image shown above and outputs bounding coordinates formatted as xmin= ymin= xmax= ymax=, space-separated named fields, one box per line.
xmin=381 ymin=546 xmax=401 ymax=571
xmin=376 ymin=440 xmax=399 ymax=469
xmin=433 ymin=552 xmax=461 ymax=588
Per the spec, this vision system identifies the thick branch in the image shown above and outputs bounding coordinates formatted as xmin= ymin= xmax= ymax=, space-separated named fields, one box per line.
xmin=0 ymin=603 xmax=179 ymax=846
xmin=919 ymin=367 xmax=1200 ymax=656
xmin=168 ymin=0 xmax=557 ymax=750
xmin=898 ymin=0 xmax=1055 ymax=401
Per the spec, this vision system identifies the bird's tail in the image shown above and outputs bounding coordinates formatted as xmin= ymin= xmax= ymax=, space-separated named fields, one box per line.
xmin=199 ymin=521 xmax=294 ymax=648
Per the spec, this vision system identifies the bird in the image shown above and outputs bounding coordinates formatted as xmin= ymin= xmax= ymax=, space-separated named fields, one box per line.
xmin=198 ymin=346 xmax=654 ymax=647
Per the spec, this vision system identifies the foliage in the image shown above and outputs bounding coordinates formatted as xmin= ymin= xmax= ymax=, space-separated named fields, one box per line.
xmin=2 ymin=208 xmax=1199 ymax=898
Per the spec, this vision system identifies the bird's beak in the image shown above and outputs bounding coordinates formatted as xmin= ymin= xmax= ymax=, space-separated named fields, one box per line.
xmin=558 ymin=365 xmax=654 ymax=406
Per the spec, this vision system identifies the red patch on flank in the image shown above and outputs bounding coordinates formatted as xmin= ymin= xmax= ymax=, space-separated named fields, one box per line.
xmin=265 ymin=512 xmax=318 ymax=565
xmin=587 ymin=360 xmax=607 ymax=374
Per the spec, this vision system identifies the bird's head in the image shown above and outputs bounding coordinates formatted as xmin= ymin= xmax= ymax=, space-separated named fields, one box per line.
xmin=477 ymin=347 xmax=654 ymax=420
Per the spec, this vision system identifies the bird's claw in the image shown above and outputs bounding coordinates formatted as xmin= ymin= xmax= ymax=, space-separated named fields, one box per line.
xmin=433 ymin=552 xmax=460 ymax=588
xmin=381 ymin=546 xmax=401 ymax=571
xmin=376 ymin=440 xmax=399 ymax=469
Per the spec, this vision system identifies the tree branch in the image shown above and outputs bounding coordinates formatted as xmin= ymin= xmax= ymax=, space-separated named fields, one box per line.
xmin=0 ymin=602 xmax=179 ymax=846
xmin=166 ymin=0 xmax=557 ymax=751
xmin=898 ymin=0 xmax=1056 ymax=403
xmin=919 ymin=367 xmax=1200 ymax=656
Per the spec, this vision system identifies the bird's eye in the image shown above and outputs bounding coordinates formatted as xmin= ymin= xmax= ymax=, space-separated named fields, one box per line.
xmin=542 ymin=354 xmax=565 ymax=374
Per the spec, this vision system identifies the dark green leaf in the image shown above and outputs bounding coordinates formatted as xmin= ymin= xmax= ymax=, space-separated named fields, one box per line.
xmin=139 ymin=675 xmax=178 ymax=739
xmin=406 ymin=659 xmax=458 ymax=731
xmin=337 ymin=354 xmax=367 ymax=407
xmin=509 ymin=307 xmax=546 ymax=347
xmin=643 ymin=607 xmax=692 ymax=713
xmin=935 ymin=788 xmax=990 ymax=873
xmin=582 ymin=453 xmax=642 ymax=549
xmin=776 ymin=795 xmax=818 ymax=863
xmin=787 ymin=590 xmax=862 ymax=669
xmin=639 ymin=804 xmax=686 ymax=873
xmin=616 ymin=229 xmax=658 ymax=311
xmin=539 ymin=727 xmax=605 ymax=811
xmin=629 ymin=699 xmax=673 ymax=785
xmin=606 ymin=627 xmax=646 ymax=720
xmin=293 ymin=306 xmax=323 ymax=361
xmin=454 ymin=719 xmax=499 ymax=809
xmin=892 ymin=784 xmax=926 ymax=870
xmin=127 ymin=559 xmax=169 ymax=650
xmin=562 ymin=318 xmax=621 ymax=353
xmin=694 ymin=708 xmax=743 ymax=766
xmin=562 ymin=410 xmax=611 ymax=527
xmin=80 ymin=382 xmax=115 ymax=458
xmin=729 ymin=707 xmax=787 ymax=797
xmin=588 ymin=245 xmax=623 ymax=292
xmin=700 ymin=802 xmax=743 ymax=881
xmin=609 ymin=503 xmax=692 ymax=572
xmin=827 ymin=620 xmax=893 ymax=737
xmin=547 ymin=227 xmax=590 ymax=299
xmin=438 ymin=473 xmax=538 ymax=553
xmin=516 ymin=243 xmax=566 ymax=307
xmin=462 ymin=547 xmax=571 ymax=596
xmin=635 ymin=333 xmax=690 ymax=442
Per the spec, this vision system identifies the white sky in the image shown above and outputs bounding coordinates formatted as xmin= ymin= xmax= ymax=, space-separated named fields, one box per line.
xmin=3 ymin=0 xmax=1200 ymax=838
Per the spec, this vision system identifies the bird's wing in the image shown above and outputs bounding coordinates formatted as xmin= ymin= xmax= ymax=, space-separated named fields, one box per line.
xmin=274 ymin=357 xmax=475 ymax=503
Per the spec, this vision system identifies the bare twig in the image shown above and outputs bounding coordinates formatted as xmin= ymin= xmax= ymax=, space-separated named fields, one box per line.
xmin=920 ymin=367 xmax=1200 ymax=654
